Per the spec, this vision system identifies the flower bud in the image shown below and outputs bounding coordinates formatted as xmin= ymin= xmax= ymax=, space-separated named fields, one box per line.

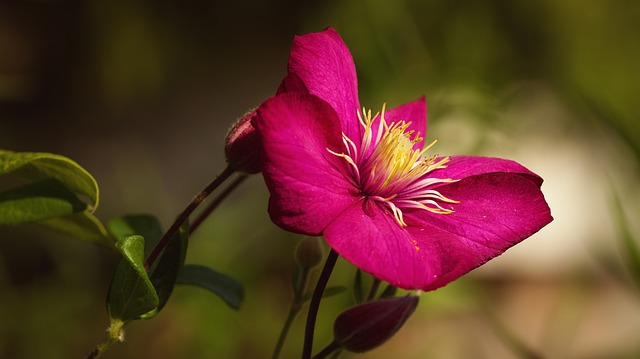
xmin=333 ymin=295 xmax=419 ymax=353
xmin=225 ymin=109 xmax=261 ymax=173
xmin=294 ymin=236 xmax=324 ymax=269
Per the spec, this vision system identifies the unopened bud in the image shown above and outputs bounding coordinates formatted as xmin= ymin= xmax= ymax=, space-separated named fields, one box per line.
xmin=333 ymin=295 xmax=419 ymax=353
xmin=225 ymin=109 xmax=261 ymax=173
xmin=294 ymin=236 xmax=324 ymax=269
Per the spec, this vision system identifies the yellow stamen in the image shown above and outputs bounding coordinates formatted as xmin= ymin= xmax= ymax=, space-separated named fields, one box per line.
xmin=328 ymin=104 xmax=459 ymax=227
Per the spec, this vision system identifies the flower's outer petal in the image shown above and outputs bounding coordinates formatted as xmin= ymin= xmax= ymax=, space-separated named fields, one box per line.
xmin=431 ymin=156 xmax=543 ymax=186
xmin=324 ymin=172 xmax=552 ymax=291
xmin=382 ymin=96 xmax=427 ymax=150
xmin=287 ymin=27 xmax=361 ymax=145
xmin=255 ymin=92 xmax=360 ymax=235
xmin=323 ymin=199 xmax=430 ymax=289
xmin=276 ymin=73 xmax=308 ymax=95
xmin=408 ymin=172 xmax=553 ymax=290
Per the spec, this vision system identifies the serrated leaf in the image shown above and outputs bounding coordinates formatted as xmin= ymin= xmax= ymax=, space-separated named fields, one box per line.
xmin=39 ymin=211 xmax=114 ymax=248
xmin=148 ymin=222 xmax=188 ymax=314
xmin=108 ymin=215 xmax=164 ymax=258
xmin=177 ymin=264 xmax=243 ymax=310
xmin=0 ymin=179 xmax=87 ymax=224
xmin=107 ymin=235 xmax=159 ymax=321
xmin=0 ymin=149 xmax=99 ymax=210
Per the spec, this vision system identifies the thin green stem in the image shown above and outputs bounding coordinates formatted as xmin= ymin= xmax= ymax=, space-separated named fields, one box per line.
xmin=302 ymin=249 xmax=339 ymax=359
xmin=272 ymin=267 xmax=311 ymax=359
xmin=144 ymin=166 xmax=235 ymax=270
xmin=189 ymin=174 xmax=248 ymax=235
xmin=85 ymin=319 xmax=124 ymax=359
xmin=311 ymin=340 xmax=341 ymax=359
xmin=85 ymin=339 xmax=115 ymax=359
xmin=478 ymin=287 xmax=543 ymax=359
xmin=272 ymin=302 xmax=302 ymax=359
xmin=486 ymin=308 xmax=543 ymax=359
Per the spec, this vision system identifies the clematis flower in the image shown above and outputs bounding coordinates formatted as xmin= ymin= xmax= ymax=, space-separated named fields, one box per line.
xmin=254 ymin=28 xmax=552 ymax=291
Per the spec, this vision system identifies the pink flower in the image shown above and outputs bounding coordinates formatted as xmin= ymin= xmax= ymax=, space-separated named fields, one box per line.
xmin=254 ymin=28 xmax=552 ymax=291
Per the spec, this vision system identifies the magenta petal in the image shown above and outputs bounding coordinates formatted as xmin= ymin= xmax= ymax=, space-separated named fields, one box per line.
xmin=276 ymin=73 xmax=308 ymax=95
xmin=255 ymin=93 xmax=359 ymax=235
xmin=324 ymin=200 xmax=440 ymax=290
xmin=383 ymin=97 xmax=427 ymax=150
xmin=324 ymin=200 xmax=471 ymax=290
xmin=287 ymin=27 xmax=361 ymax=144
xmin=432 ymin=156 xmax=544 ymax=186
xmin=324 ymin=172 xmax=552 ymax=291
xmin=407 ymin=172 xmax=553 ymax=290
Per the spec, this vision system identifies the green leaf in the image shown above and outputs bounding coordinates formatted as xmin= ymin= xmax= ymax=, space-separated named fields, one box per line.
xmin=108 ymin=215 xmax=190 ymax=316
xmin=301 ymin=286 xmax=347 ymax=302
xmin=0 ymin=150 xmax=107 ymax=247
xmin=108 ymin=215 xmax=164 ymax=258
xmin=0 ymin=149 xmax=99 ymax=210
xmin=148 ymin=222 xmax=188 ymax=314
xmin=379 ymin=284 xmax=397 ymax=299
xmin=176 ymin=264 xmax=243 ymax=310
xmin=0 ymin=179 xmax=87 ymax=224
xmin=107 ymin=235 xmax=159 ymax=321
xmin=324 ymin=286 xmax=347 ymax=298
xmin=39 ymin=211 xmax=114 ymax=248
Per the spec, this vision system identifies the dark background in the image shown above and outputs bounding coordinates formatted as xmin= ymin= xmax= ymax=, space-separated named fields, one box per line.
xmin=1 ymin=1 xmax=639 ymax=358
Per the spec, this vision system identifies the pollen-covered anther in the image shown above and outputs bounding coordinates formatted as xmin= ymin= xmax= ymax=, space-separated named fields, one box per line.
xmin=328 ymin=104 xmax=459 ymax=226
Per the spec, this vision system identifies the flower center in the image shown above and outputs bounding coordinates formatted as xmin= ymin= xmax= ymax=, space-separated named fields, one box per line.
xmin=328 ymin=104 xmax=459 ymax=226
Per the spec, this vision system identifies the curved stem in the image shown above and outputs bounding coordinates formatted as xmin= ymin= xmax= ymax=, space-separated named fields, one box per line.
xmin=302 ymin=249 xmax=339 ymax=359
xmin=272 ymin=267 xmax=311 ymax=359
xmin=189 ymin=174 xmax=249 ymax=235
xmin=144 ymin=166 xmax=235 ymax=270
xmin=85 ymin=338 xmax=116 ymax=359
xmin=85 ymin=319 xmax=124 ymax=359
xmin=272 ymin=302 xmax=302 ymax=359
xmin=311 ymin=340 xmax=341 ymax=359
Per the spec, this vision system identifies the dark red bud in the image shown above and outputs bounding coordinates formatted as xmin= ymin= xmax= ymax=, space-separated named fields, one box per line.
xmin=225 ymin=109 xmax=261 ymax=173
xmin=333 ymin=295 xmax=419 ymax=353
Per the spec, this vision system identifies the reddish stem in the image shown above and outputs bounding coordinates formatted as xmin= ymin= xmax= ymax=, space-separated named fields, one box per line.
xmin=144 ymin=166 xmax=234 ymax=270
xmin=302 ymin=249 xmax=339 ymax=359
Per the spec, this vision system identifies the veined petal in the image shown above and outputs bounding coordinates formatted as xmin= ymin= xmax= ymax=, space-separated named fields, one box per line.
xmin=429 ymin=156 xmax=544 ymax=187
xmin=383 ymin=97 xmax=427 ymax=151
xmin=324 ymin=199 xmax=451 ymax=290
xmin=276 ymin=73 xmax=308 ymax=94
xmin=255 ymin=93 xmax=360 ymax=235
xmin=256 ymin=27 xmax=554 ymax=294
xmin=287 ymin=27 xmax=361 ymax=146
xmin=406 ymin=172 xmax=553 ymax=290
xmin=324 ymin=172 xmax=551 ymax=291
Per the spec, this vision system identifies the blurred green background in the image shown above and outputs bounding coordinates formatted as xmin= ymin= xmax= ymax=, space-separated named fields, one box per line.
xmin=1 ymin=0 xmax=640 ymax=358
